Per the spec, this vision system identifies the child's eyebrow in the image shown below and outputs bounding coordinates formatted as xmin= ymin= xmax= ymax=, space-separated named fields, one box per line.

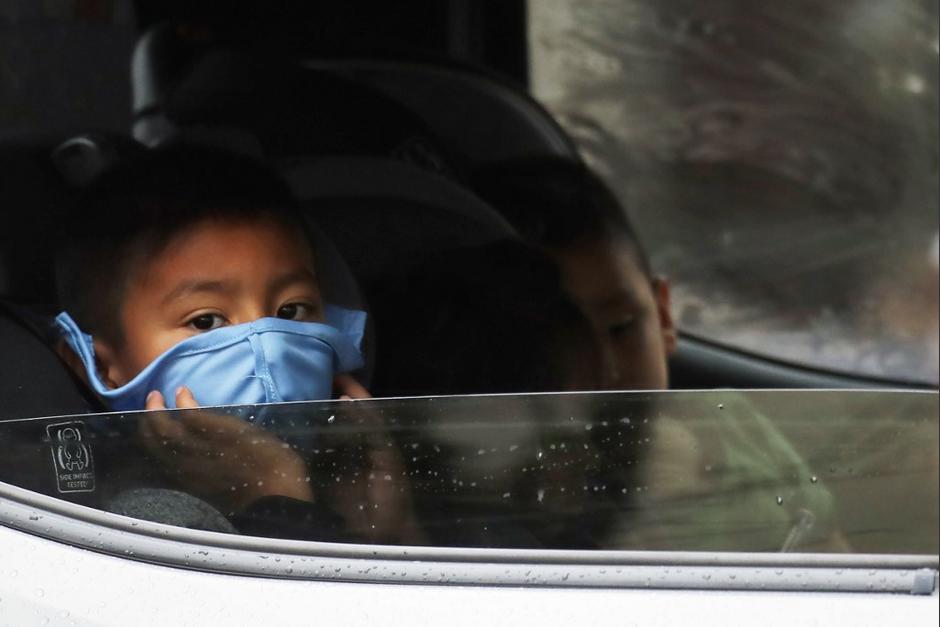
xmin=268 ymin=268 xmax=319 ymax=295
xmin=161 ymin=279 xmax=238 ymax=305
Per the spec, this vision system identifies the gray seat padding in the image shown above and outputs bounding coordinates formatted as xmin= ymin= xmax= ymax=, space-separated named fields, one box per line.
xmin=0 ymin=306 xmax=97 ymax=421
xmin=307 ymin=59 xmax=580 ymax=168
xmin=282 ymin=156 xmax=515 ymax=282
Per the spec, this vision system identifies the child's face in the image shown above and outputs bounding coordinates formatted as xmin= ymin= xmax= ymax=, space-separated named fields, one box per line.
xmin=95 ymin=216 xmax=324 ymax=388
xmin=552 ymin=239 xmax=676 ymax=390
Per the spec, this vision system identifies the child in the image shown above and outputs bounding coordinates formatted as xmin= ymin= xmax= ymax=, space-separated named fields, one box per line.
xmin=472 ymin=158 xmax=676 ymax=393
xmin=54 ymin=144 xmax=367 ymax=412
xmin=52 ymin=144 xmax=374 ymax=515
xmin=473 ymin=158 xmax=847 ymax=552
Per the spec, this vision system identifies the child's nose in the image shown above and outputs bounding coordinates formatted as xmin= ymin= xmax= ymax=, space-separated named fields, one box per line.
xmin=236 ymin=304 xmax=269 ymax=325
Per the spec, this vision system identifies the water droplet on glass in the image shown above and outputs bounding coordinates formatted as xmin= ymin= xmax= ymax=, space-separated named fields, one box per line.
xmin=810 ymin=476 xmax=818 ymax=484
xmin=776 ymin=496 xmax=784 ymax=505
xmin=327 ymin=415 xmax=335 ymax=424
xmin=717 ymin=403 xmax=724 ymax=410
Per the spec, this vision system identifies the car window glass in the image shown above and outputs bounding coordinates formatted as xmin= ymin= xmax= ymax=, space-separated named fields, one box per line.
xmin=1 ymin=391 xmax=936 ymax=554
xmin=528 ymin=0 xmax=939 ymax=385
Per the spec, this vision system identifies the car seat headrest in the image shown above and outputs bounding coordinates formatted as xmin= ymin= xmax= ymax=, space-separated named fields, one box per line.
xmin=51 ymin=132 xmax=144 ymax=187
xmin=281 ymin=156 xmax=516 ymax=281
xmin=307 ymin=60 xmax=580 ymax=168
xmin=132 ymin=26 xmax=457 ymax=173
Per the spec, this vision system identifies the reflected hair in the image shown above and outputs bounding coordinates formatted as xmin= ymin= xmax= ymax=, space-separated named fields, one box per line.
xmin=472 ymin=157 xmax=652 ymax=277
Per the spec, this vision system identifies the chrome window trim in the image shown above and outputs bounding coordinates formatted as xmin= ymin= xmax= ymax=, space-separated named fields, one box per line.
xmin=2 ymin=481 xmax=936 ymax=594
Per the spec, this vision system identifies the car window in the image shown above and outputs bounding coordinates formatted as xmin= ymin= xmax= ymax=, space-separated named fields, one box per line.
xmin=528 ymin=0 xmax=939 ymax=385
xmin=1 ymin=390 xmax=936 ymax=555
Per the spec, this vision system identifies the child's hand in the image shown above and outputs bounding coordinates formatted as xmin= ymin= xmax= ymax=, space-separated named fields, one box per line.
xmin=139 ymin=387 xmax=314 ymax=513
xmin=333 ymin=373 xmax=371 ymax=400
xmin=318 ymin=388 xmax=426 ymax=545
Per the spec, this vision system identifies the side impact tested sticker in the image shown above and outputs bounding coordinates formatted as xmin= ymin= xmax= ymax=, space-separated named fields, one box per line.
xmin=46 ymin=421 xmax=95 ymax=493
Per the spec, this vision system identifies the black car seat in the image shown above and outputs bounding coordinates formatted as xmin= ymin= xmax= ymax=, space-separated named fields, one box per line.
xmin=306 ymin=59 xmax=580 ymax=169
xmin=132 ymin=25 xmax=580 ymax=168
xmin=129 ymin=26 xmax=518 ymax=284
xmin=0 ymin=132 xmax=113 ymax=509
xmin=0 ymin=131 xmax=111 ymax=423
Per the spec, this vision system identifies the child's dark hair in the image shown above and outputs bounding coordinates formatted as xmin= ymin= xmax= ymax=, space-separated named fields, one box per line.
xmin=472 ymin=158 xmax=652 ymax=277
xmin=55 ymin=144 xmax=304 ymax=345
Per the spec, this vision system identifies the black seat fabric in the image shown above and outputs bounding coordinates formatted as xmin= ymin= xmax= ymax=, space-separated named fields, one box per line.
xmin=308 ymin=59 xmax=580 ymax=169
xmin=132 ymin=28 xmax=459 ymax=169
xmin=0 ymin=304 xmax=97 ymax=421
xmin=0 ymin=132 xmax=75 ymax=306
xmin=281 ymin=157 xmax=514 ymax=282
xmin=0 ymin=133 xmax=98 ymax=422
xmin=0 ymin=131 xmax=143 ymax=305
xmin=129 ymin=27 xmax=519 ymax=294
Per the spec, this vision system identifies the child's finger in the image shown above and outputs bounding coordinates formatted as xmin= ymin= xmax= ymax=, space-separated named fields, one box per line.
xmin=140 ymin=412 xmax=186 ymax=442
xmin=175 ymin=386 xmax=200 ymax=409
xmin=333 ymin=374 xmax=372 ymax=399
xmin=178 ymin=410 xmax=253 ymax=442
xmin=145 ymin=390 xmax=166 ymax=411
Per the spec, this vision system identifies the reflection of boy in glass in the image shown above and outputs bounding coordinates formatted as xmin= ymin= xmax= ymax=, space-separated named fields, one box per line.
xmin=474 ymin=159 xmax=847 ymax=552
xmin=474 ymin=159 xmax=676 ymax=392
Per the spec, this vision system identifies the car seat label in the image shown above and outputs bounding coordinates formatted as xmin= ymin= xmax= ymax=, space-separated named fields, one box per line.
xmin=46 ymin=421 xmax=95 ymax=493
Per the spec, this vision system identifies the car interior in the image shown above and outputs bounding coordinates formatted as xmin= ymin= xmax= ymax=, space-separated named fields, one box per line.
xmin=0 ymin=0 xmax=936 ymax=567
xmin=3 ymin=1 xmax=925 ymax=428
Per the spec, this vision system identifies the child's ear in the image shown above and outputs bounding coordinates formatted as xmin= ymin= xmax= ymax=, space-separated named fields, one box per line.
xmin=55 ymin=339 xmax=94 ymax=388
xmin=90 ymin=339 xmax=126 ymax=389
xmin=56 ymin=338 xmax=123 ymax=389
xmin=652 ymin=277 xmax=678 ymax=356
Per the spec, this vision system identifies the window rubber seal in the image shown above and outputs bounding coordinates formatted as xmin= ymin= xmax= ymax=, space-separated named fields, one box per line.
xmin=1 ymin=480 xmax=936 ymax=594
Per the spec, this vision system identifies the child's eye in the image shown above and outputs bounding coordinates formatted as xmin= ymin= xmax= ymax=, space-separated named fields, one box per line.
xmin=188 ymin=313 xmax=227 ymax=332
xmin=608 ymin=316 xmax=637 ymax=338
xmin=276 ymin=302 xmax=318 ymax=321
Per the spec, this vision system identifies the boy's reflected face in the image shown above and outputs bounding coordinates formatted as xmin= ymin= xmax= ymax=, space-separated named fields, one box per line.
xmin=96 ymin=216 xmax=323 ymax=388
xmin=553 ymin=239 xmax=677 ymax=390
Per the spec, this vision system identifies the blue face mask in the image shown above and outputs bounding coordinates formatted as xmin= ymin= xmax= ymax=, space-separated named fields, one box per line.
xmin=55 ymin=305 xmax=366 ymax=412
